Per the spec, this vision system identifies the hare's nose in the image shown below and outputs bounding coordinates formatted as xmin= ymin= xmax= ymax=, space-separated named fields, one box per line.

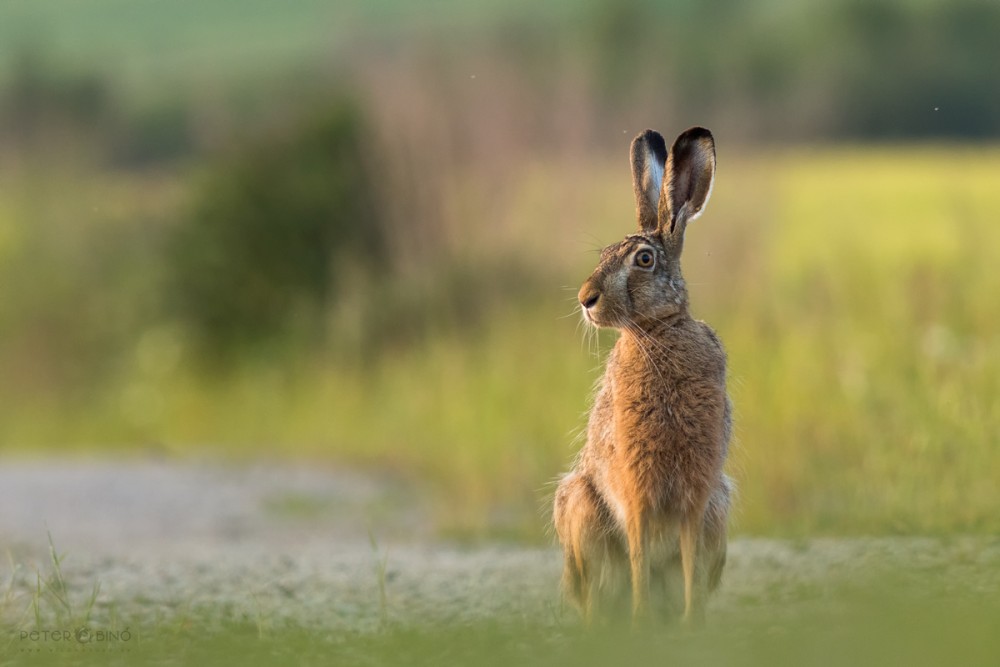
xmin=580 ymin=290 xmax=600 ymax=309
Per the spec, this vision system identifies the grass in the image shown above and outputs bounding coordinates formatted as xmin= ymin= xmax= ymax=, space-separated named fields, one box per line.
xmin=726 ymin=147 xmax=1000 ymax=535
xmin=367 ymin=527 xmax=390 ymax=630
xmin=2 ymin=147 xmax=999 ymax=540
xmin=13 ymin=607 xmax=990 ymax=667
xmin=0 ymin=535 xmax=104 ymax=656
xmin=2 ymin=546 xmax=999 ymax=667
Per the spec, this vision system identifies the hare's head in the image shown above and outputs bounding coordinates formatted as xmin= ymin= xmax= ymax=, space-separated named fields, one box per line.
xmin=578 ymin=127 xmax=716 ymax=329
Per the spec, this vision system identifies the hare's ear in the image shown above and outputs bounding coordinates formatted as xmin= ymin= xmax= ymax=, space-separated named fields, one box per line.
xmin=659 ymin=127 xmax=716 ymax=243
xmin=630 ymin=130 xmax=668 ymax=233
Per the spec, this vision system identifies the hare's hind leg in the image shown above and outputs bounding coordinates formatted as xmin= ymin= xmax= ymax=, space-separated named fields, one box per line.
xmin=650 ymin=532 xmax=685 ymax=622
xmin=554 ymin=473 xmax=609 ymax=623
xmin=703 ymin=475 xmax=732 ymax=593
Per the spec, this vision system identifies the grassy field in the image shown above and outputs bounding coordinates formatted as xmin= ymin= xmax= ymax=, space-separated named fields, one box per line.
xmin=3 ymin=549 xmax=999 ymax=667
xmin=2 ymin=147 xmax=998 ymax=540
xmin=6 ymin=605 xmax=999 ymax=667
xmin=2 ymin=529 xmax=999 ymax=666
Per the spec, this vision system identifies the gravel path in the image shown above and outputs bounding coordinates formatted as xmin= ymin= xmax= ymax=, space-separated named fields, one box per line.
xmin=2 ymin=461 xmax=998 ymax=634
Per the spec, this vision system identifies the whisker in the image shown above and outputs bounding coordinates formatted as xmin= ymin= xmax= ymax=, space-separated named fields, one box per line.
xmin=578 ymin=232 xmax=606 ymax=252
xmin=589 ymin=322 xmax=602 ymax=360
xmin=630 ymin=323 xmax=671 ymax=357
xmin=624 ymin=322 xmax=667 ymax=387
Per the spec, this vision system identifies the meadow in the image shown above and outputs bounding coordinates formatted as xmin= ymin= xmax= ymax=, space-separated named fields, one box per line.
xmin=3 ymin=532 xmax=999 ymax=666
xmin=7 ymin=599 xmax=1000 ymax=667
xmin=2 ymin=147 xmax=997 ymax=540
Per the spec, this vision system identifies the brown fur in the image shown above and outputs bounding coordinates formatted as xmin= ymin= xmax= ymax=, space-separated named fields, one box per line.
xmin=554 ymin=127 xmax=732 ymax=625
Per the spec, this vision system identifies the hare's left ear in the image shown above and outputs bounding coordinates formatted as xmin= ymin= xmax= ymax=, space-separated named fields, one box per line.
xmin=630 ymin=130 xmax=668 ymax=233
xmin=659 ymin=127 xmax=716 ymax=243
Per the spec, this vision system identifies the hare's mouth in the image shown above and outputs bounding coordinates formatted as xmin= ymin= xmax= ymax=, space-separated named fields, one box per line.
xmin=582 ymin=306 xmax=619 ymax=329
xmin=582 ymin=306 xmax=605 ymax=327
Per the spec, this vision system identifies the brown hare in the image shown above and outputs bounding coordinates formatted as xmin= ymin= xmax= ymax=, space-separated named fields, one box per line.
xmin=553 ymin=127 xmax=732 ymax=626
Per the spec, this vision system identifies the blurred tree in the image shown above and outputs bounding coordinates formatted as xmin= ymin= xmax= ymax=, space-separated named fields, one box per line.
xmin=168 ymin=99 xmax=386 ymax=361
xmin=568 ymin=0 xmax=1000 ymax=141
xmin=828 ymin=0 xmax=1000 ymax=138
xmin=111 ymin=100 xmax=197 ymax=166
xmin=0 ymin=47 xmax=113 ymax=154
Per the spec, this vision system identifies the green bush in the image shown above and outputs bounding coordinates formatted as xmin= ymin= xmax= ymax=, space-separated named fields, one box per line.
xmin=0 ymin=47 xmax=114 ymax=152
xmin=168 ymin=99 xmax=386 ymax=360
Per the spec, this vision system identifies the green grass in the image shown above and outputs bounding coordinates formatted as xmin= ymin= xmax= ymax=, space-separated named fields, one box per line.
xmin=729 ymin=148 xmax=1000 ymax=535
xmin=2 ymin=148 xmax=999 ymax=539
xmin=4 ymin=576 xmax=998 ymax=667
xmin=3 ymin=535 xmax=998 ymax=666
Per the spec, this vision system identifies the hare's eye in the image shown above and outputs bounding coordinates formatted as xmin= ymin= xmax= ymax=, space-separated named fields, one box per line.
xmin=635 ymin=250 xmax=654 ymax=268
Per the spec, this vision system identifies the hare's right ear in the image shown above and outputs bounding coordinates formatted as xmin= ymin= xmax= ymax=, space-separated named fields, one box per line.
xmin=630 ymin=130 xmax=668 ymax=233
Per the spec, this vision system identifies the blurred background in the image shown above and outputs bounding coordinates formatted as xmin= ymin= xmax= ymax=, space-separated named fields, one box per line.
xmin=1 ymin=0 xmax=997 ymax=540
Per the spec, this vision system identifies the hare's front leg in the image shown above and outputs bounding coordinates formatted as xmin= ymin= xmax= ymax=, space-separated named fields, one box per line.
xmin=624 ymin=505 xmax=651 ymax=623
xmin=554 ymin=473 xmax=606 ymax=623
xmin=679 ymin=507 xmax=710 ymax=624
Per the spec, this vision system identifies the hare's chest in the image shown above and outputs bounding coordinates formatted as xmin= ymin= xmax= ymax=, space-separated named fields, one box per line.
xmin=606 ymin=365 xmax=717 ymax=498
xmin=609 ymin=361 xmax=685 ymax=437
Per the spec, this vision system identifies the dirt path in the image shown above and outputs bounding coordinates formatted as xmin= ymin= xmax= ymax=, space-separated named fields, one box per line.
xmin=2 ymin=461 xmax=998 ymax=633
